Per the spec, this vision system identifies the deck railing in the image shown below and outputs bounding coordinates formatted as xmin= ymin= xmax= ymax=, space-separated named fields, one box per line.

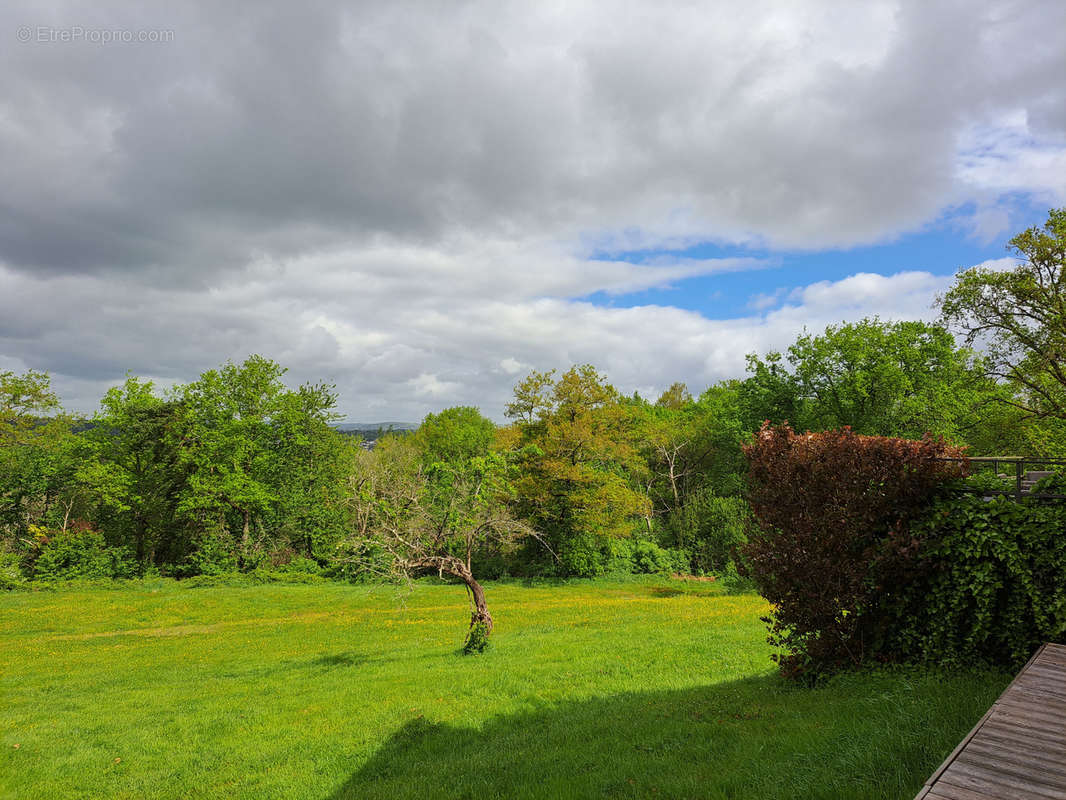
xmin=935 ymin=455 xmax=1066 ymax=501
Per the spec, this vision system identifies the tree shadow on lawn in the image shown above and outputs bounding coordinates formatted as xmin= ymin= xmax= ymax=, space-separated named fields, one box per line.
xmin=326 ymin=670 xmax=996 ymax=800
xmin=216 ymin=650 xmax=399 ymax=680
xmin=309 ymin=652 xmax=373 ymax=668
xmin=646 ymin=586 xmax=685 ymax=598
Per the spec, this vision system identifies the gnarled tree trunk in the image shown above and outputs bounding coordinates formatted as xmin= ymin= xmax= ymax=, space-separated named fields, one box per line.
xmin=405 ymin=555 xmax=493 ymax=633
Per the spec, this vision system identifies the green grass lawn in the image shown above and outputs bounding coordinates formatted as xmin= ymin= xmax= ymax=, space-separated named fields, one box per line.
xmin=0 ymin=578 xmax=1009 ymax=799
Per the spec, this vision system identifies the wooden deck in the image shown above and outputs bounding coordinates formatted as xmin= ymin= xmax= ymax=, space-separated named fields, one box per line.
xmin=915 ymin=643 xmax=1066 ymax=799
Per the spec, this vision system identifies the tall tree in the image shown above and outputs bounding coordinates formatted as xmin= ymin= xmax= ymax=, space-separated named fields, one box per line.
xmin=506 ymin=365 xmax=650 ymax=576
xmin=635 ymin=382 xmax=748 ymax=571
xmin=84 ymin=377 xmax=189 ymax=567
xmin=177 ymin=356 xmax=341 ymax=569
xmin=0 ymin=370 xmax=79 ymax=542
xmin=639 ymin=382 xmax=745 ymax=527
xmin=504 ymin=370 xmax=556 ymax=425
xmin=269 ymin=383 xmax=352 ymax=562
xmin=737 ymin=351 xmax=807 ymax=433
xmin=743 ymin=318 xmax=999 ymax=441
xmin=940 ymin=207 xmax=1066 ymax=421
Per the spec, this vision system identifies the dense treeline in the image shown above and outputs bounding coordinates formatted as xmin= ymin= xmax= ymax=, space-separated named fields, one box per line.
xmin=0 ymin=320 xmax=1043 ymax=587
xmin=2 ymin=210 xmax=1065 ymax=599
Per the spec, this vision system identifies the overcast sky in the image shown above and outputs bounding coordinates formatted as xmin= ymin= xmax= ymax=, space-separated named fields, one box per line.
xmin=2 ymin=1 xmax=1065 ymax=421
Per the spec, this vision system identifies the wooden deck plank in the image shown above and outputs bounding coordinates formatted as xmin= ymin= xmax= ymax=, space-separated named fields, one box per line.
xmin=999 ymin=680 xmax=1066 ymax=703
xmin=984 ymin=706 xmax=1066 ymax=737
xmin=984 ymin=699 xmax=1061 ymax=725
xmin=976 ymin=719 xmax=1065 ymax=746
xmin=996 ymin=682 xmax=1066 ymax=705
xmin=940 ymin=762 xmax=1066 ymax=799
xmin=969 ymin=734 xmax=1066 ymax=771
xmin=1016 ymin=667 xmax=1066 ymax=686
xmin=915 ymin=643 xmax=1066 ymax=800
xmin=1015 ymin=660 xmax=1066 ymax=679
xmin=1010 ymin=674 xmax=1061 ymax=691
xmin=924 ymin=787 xmax=1004 ymax=800
xmin=1013 ymin=684 xmax=1066 ymax=704
xmin=1034 ymin=645 xmax=1066 ymax=663
xmin=955 ymin=749 xmax=1066 ymax=790
xmin=937 ymin=771 xmax=1065 ymax=800
xmin=977 ymin=722 xmax=1065 ymax=753
xmin=992 ymin=700 xmax=1066 ymax=726
xmin=924 ymin=783 xmax=1006 ymax=800
xmin=973 ymin=738 xmax=1066 ymax=772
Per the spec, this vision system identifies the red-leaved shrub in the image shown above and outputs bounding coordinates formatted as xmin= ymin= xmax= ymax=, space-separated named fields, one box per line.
xmin=741 ymin=424 xmax=966 ymax=679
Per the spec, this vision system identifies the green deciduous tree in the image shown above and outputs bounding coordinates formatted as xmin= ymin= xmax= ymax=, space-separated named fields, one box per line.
xmin=738 ymin=351 xmax=806 ymax=432
xmin=177 ymin=355 xmax=344 ymax=570
xmin=268 ymin=383 xmax=354 ymax=563
xmin=742 ymin=318 xmax=1000 ymax=442
xmin=0 ymin=370 xmax=81 ymax=544
xmin=346 ymin=410 xmax=536 ymax=645
xmin=415 ymin=406 xmax=496 ymax=464
xmin=506 ymin=365 xmax=650 ymax=576
xmin=626 ymin=382 xmax=748 ymax=574
xmin=504 ymin=369 xmax=556 ymax=425
xmin=940 ymin=207 xmax=1066 ymax=422
xmin=83 ymin=377 xmax=190 ymax=568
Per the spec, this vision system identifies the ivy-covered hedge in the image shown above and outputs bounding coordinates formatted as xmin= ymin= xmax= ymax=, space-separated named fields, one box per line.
xmin=741 ymin=424 xmax=966 ymax=679
xmin=743 ymin=425 xmax=1066 ymax=679
xmin=889 ymin=494 xmax=1066 ymax=667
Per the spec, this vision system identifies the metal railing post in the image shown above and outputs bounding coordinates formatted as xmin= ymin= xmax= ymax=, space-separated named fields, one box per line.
xmin=1016 ymin=460 xmax=1024 ymax=501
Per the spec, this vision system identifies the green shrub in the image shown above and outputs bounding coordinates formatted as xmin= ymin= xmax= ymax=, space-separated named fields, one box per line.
xmin=603 ymin=538 xmax=689 ymax=576
xmin=631 ymin=540 xmax=682 ymax=574
xmin=252 ymin=570 xmax=327 ymax=584
xmin=668 ymin=490 xmax=750 ymax=574
xmin=0 ymin=550 xmax=27 ymax=590
xmin=888 ymin=494 xmax=1066 ymax=667
xmin=719 ymin=561 xmax=758 ymax=594
xmin=328 ymin=539 xmax=394 ymax=583
xmin=182 ymin=526 xmax=239 ymax=576
xmin=31 ymin=523 xmax=135 ymax=581
xmin=279 ymin=556 xmax=322 ymax=575
xmin=182 ymin=573 xmax=268 ymax=588
xmin=1031 ymin=471 xmax=1066 ymax=495
xmin=460 ymin=541 xmax=513 ymax=580
xmin=557 ymin=533 xmax=609 ymax=578
xmin=604 ymin=538 xmax=634 ymax=575
xmin=957 ymin=469 xmax=1015 ymax=494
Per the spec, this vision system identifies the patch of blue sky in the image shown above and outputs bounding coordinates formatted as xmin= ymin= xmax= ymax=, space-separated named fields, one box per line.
xmin=581 ymin=199 xmax=1051 ymax=317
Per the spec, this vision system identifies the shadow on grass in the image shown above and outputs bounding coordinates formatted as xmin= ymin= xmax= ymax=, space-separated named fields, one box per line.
xmin=646 ymin=586 xmax=685 ymax=598
xmin=326 ymin=670 xmax=1003 ymax=800
xmin=218 ymin=650 xmax=395 ymax=680
xmin=309 ymin=652 xmax=372 ymax=668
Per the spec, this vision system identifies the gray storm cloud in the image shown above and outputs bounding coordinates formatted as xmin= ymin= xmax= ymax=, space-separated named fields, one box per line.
xmin=0 ymin=0 xmax=1064 ymax=418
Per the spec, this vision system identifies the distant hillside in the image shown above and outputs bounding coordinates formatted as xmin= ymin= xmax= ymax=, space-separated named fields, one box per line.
xmin=334 ymin=422 xmax=418 ymax=442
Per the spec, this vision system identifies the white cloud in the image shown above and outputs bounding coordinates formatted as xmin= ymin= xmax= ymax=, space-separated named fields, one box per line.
xmin=956 ymin=111 xmax=1066 ymax=221
xmin=748 ymin=288 xmax=788 ymax=311
xmin=779 ymin=271 xmax=950 ymax=317
xmin=1 ymin=257 xmax=981 ymax=421
xmin=0 ymin=0 xmax=1062 ymax=420
xmin=968 ymin=257 xmax=1021 ymax=273
xmin=409 ymin=373 xmax=460 ymax=400
xmin=1 ymin=0 xmax=1064 ymax=280
xmin=499 ymin=358 xmax=525 ymax=375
